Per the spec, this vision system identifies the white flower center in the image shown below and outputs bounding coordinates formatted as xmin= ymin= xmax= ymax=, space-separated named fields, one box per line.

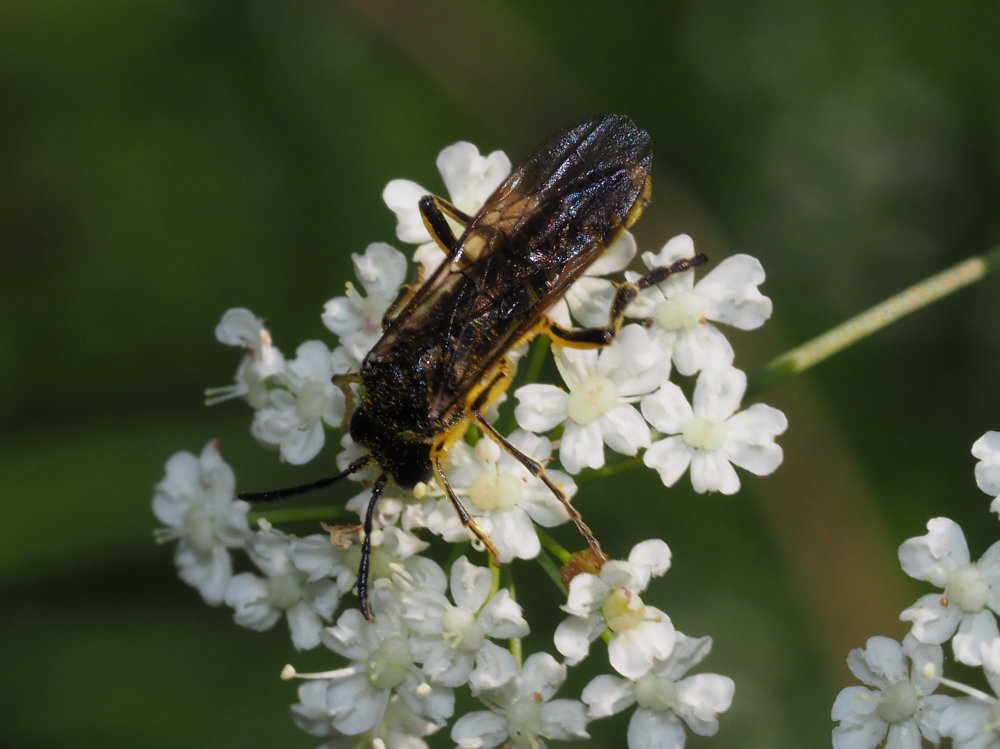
xmin=601 ymin=588 xmax=646 ymax=632
xmin=267 ymin=573 xmax=303 ymax=609
xmin=506 ymin=697 xmax=542 ymax=742
xmin=877 ymin=681 xmax=918 ymax=723
xmin=946 ymin=564 xmax=990 ymax=612
xmin=295 ymin=381 xmax=328 ymax=422
xmin=442 ymin=606 xmax=485 ymax=651
xmin=367 ymin=636 xmax=413 ymax=691
xmin=183 ymin=504 xmax=216 ymax=553
xmin=682 ymin=416 xmax=727 ymax=451
xmin=345 ymin=531 xmax=390 ymax=579
xmin=655 ymin=289 xmax=705 ymax=331
xmin=634 ymin=671 xmax=678 ymax=712
xmin=469 ymin=471 xmax=522 ymax=512
xmin=566 ymin=376 xmax=618 ymax=425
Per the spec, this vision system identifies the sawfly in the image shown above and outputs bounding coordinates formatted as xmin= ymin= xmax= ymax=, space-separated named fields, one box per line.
xmin=241 ymin=114 xmax=706 ymax=619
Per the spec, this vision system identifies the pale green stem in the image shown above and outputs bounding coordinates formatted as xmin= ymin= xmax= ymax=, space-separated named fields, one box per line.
xmin=536 ymin=547 xmax=568 ymax=593
xmin=748 ymin=246 xmax=1000 ymax=396
xmin=536 ymin=527 xmax=572 ymax=564
xmin=488 ymin=555 xmax=502 ymax=597
xmin=502 ymin=565 xmax=523 ymax=667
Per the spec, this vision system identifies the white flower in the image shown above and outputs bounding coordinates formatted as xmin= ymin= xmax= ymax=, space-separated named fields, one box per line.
xmin=626 ymin=234 xmax=772 ymax=375
xmin=290 ymin=532 xmax=354 ymax=592
xmin=338 ymin=524 xmax=430 ymax=593
xmin=383 ymin=141 xmax=510 ymax=271
xmin=515 ymin=325 xmax=668 ymax=473
xmin=397 ymin=556 xmax=528 ymax=691
xmin=973 ymin=431 xmax=1000 ymax=509
xmin=832 ymin=635 xmax=951 ymax=749
xmin=451 ymin=652 xmax=589 ymax=748
xmin=152 ymin=441 xmax=249 ymax=605
xmin=250 ymin=340 xmax=346 ymax=465
xmin=205 ymin=308 xmax=285 ymax=406
xmin=321 ymin=242 xmax=410 ymax=368
xmin=939 ymin=696 xmax=1000 ymax=749
xmin=641 ymin=366 xmax=787 ymax=494
xmin=899 ymin=517 xmax=1000 ymax=666
xmin=293 ymin=690 xmax=440 ymax=748
xmin=937 ymin=638 xmax=1000 ymax=748
xmin=416 ymin=433 xmax=577 ymax=562
xmin=582 ymin=632 xmax=734 ymax=749
xmin=346 ymin=481 xmax=412 ymax=533
xmin=555 ymin=539 xmax=675 ymax=678
xmin=307 ymin=590 xmax=454 ymax=736
xmin=224 ymin=528 xmax=340 ymax=650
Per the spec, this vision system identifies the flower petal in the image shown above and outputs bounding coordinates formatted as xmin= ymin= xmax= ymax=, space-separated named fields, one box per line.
xmin=451 ymin=710 xmax=508 ymax=749
xmin=697 ymin=254 xmax=772 ymax=330
xmin=689 ymin=450 xmax=741 ymax=495
xmin=952 ymin=609 xmax=999 ymax=666
xmin=450 ymin=555 xmax=493 ymax=612
xmin=540 ymin=699 xmax=590 ymax=741
xmin=383 ymin=179 xmax=431 ymax=243
xmin=673 ymin=323 xmax=734 ymax=376
xmin=640 ymin=382 xmax=692 ymax=434
xmin=692 ymin=367 xmax=746 ymax=420
xmin=560 ymin=422 xmax=606 ymax=473
xmin=520 ymin=652 xmax=567 ymax=701
xmin=898 ymin=517 xmax=969 ymax=586
xmin=627 ymin=708 xmax=686 ymax=749
xmin=643 ymin=436 xmax=693 ymax=488
xmin=581 ymin=673 xmax=636 ymax=718
xmin=600 ymin=405 xmax=651 ymax=456
xmin=514 ymin=384 xmax=569 ymax=433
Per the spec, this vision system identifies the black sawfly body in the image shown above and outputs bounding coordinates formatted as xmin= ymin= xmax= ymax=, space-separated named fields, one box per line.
xmin=241 ymin=114 xmax=706 ymax=619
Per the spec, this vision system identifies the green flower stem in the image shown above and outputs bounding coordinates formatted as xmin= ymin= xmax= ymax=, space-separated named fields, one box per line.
xmin=577 ymin=456 xmax=643 ymax=484
xmin=488 ymin=555 xmax=502 ymax=597
xmin=523 ymin=334 xmax=551 ymax=388
xmin=536 ymin=527 xmax=572 ymax=564
xmin=502 ymin=565 xmax=523 ymax=667
xmin=536 ymin=547 xmax=568 ymax=594
xmin=248 ymin=505 xmax=346 ymax=525
xmin=748 ymin=247 xmax=1000 ymax=397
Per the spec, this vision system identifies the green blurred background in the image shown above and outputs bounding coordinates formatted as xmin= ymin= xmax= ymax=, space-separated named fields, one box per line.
xmin=3 ymin=1 xmax=999 ymax=746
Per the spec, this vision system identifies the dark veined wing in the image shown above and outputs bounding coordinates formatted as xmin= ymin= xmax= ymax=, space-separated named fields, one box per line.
xmin=370 ymin=114 xmax=652 ymax=420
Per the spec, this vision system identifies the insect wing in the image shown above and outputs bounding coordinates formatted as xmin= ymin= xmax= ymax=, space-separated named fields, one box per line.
xmin=366 ymin=114 xmax=652 ymax=420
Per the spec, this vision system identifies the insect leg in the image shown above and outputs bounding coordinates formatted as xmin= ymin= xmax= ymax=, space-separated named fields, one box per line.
xmin=546 ymin=253 xmax=708 ymax=348
xmin=331 ymin=373 xmax=363 ymax=428
xmin=464 ymin=356 xmax=607 ymax=559
xmin=379 ymin=265 xmax=427 ymax=331
xmin=419 ymin=195 xmax=472 ymax=254
xmin=357 ymin=471 xmax=390 ymax=621
xmin=430 ymin=447 xmax=501 ymax=560
xmin=473 ymin=412 xmax=607 ymax=562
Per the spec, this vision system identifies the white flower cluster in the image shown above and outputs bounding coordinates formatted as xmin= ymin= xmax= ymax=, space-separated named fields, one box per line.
xmin=152 ymin=137 xmax=789 ymax=746
xmin=833 ymin=430 xmax=1000 ymax=749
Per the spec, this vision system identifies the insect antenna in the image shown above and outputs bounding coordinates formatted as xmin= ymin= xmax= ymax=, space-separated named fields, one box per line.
xmin=357 ymin=471 xmax=390 ymax=621
xmin=236 ymin=456 xmax=373 ymax=502
xmin=237 ymin=454 xmax=392 ymax=619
